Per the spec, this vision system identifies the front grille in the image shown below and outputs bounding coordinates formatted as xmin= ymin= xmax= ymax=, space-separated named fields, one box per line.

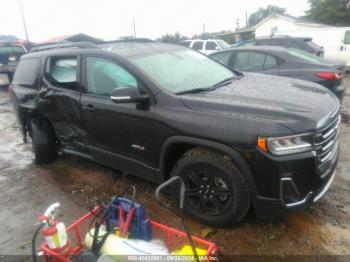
xmin=314 ymin=109 xmax=340 ymax=177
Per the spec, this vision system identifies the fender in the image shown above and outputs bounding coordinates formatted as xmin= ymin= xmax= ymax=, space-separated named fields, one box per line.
xmin=159 ymin=136 xmax=257 ymax=196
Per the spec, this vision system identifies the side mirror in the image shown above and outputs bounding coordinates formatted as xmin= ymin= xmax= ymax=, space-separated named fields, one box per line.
xmin=110 ymin=86 xmax=149 ymax=103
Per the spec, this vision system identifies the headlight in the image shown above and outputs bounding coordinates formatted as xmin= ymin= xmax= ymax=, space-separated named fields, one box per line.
xmin=257 ymin=134 xmax=314 ymax=155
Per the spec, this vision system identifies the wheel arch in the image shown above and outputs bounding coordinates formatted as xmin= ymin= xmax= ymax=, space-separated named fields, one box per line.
xmin=159 ymin=136 xmax=257 ymax=196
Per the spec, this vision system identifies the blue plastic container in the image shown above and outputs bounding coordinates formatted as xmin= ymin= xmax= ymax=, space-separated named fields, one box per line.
xmin=105 ymin=197 xmax=152 ymax=241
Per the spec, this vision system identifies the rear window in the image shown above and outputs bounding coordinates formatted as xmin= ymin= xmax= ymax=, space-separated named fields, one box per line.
xmin=217 ymin=40 xmax=230 ymax=49
xmin=287 ymin=48 xmax=323 ymax=64
xmin=13 ymin=58 xmax=40 ymax=86
xmin=305 ymin=40 xmax=322 ymax=49
xmin=0 ymin=45 xmax=26 ymax=55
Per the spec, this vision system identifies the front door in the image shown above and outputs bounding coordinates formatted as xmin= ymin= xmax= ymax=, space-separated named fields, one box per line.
xmin=79 ymin=55 xmax=156 ymax=176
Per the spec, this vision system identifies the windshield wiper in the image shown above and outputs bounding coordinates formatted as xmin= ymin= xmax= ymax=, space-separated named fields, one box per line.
xmin=176 ymin=87 xmax=216 ymax=95
xmin=212 ymin=76 xmax=236 ymax=88
xmin=176 ymin=76 xmax=237 ymax=95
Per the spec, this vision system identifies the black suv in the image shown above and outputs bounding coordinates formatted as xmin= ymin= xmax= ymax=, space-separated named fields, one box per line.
xmin=236 ymin=36 xmax=324 ymax=57
xmin=10 ymin=41 xmax=340 ymax=226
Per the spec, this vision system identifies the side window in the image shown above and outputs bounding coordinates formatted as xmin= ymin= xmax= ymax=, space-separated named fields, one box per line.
xmin=179 ymin=41 xmax=191 ymax=47
xmin=264 ymin=54 xmax=279 ymax=69
xmin=86 ymin=57 xmax=137 ymax=97
xmin=344 ymin=30 xmax=350 ymax=44
xmin=46 ymin=56 xmax=78 ymax=90
xmin=192 ymin=41 xmax=204 ymax=50
xmin=234 ymin=51 xmax=266 ymax=71
xmin=205 ymin=41 xmax=219 ymax=50
xmin=210 ymin=52 xmax=232 ymax=66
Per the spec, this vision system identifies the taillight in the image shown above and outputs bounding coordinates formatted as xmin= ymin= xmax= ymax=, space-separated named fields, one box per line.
xmin=315 ymin=72 xmax=341 ymax=80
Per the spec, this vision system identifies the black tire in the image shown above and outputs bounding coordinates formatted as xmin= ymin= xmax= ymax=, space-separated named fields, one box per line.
xmin=30 ymin=118 xmax=56 ymax=164
xmin=170 ymin=148 xmax=250 ymax=226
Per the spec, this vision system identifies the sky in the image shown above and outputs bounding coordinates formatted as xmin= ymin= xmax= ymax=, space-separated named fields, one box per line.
xmin=0 ymin=0 xmax=309 ymax=42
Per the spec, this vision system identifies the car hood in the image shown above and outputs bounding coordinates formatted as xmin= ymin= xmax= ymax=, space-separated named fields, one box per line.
xmin=180 ymin=73 xmax=339 ymax=133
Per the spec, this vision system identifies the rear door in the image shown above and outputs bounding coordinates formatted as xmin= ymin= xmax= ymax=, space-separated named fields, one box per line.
xmin=40 ymin=54 xmax=85 ymax=151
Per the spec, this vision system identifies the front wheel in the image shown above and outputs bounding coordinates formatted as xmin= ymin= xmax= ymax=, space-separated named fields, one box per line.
xmin=170 ymin=148 xmax=251 ymax=226
xmin=30 ymin=118 xmax=56 ymax=164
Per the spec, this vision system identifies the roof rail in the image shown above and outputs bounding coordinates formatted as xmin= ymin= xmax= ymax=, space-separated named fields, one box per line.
xmin=99 ymin=38 xmax=154 ymax=45
xmin=29 ymin=41 xmax=98 ymax=52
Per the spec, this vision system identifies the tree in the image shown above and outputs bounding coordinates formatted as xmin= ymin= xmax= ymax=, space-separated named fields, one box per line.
xmin=160 ymin=32 xmax=188 ymax=43
xmin=248 ymin=5 xmax=286 ymax=26
xmin=306 ymin=0 xmax=350 ymax=26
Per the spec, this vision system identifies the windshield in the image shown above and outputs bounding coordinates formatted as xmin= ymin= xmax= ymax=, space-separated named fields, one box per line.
xmin=0 ymin=45 xmax=26 ymax=55
xmin=287 ymin=48 xmax=323 ymax=64
xmin=217 ymin=40 xmax=230 ymax=49
xmin=131 ymin=49 xmax=235 ymax=94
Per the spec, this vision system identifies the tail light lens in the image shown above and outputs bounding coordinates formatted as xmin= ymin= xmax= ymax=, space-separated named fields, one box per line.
xmin=315 ymin=72 xmax=341 ymax=80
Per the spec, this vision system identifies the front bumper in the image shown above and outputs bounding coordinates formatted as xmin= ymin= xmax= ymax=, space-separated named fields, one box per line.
xmin=251 ymin=145 xmax=339 ymax=219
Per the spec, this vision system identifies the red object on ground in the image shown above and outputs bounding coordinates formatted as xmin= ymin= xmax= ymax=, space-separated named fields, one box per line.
xmin=40 ymin=206 xmax=218 ymax=262
xmin=118 ymin=206 xmax=136 ymax=238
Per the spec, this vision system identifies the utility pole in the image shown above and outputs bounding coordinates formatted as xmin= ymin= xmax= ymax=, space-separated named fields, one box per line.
xmin=19 ymin=0 xmax=29 ymax=42
xmin=132 ymin=18 xmax=136 ymax=39
xmin=246 ymin=11 xmax=248 ymax=26
xmin=235 ymin=18 xmax=240 ymax=31
xmin=202 ymin=23 xmax=206 ymax=37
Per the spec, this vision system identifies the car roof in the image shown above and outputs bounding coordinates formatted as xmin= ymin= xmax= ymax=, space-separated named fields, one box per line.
xmin=180 ymin=39 xmax=221 ymax=42
xmin=21 ymin=42 xmax=186 ymax=60
xmin=210 ymin=46 xmax=288 ymax=55
xmin=101 ymin=42 xmax=185 ymax=58
xmin=255 ymin=36 xmax=312 ymax=41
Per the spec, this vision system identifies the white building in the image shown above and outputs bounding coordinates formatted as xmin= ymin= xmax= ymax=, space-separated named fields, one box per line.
xmin=254 ymin=14 xmax=332 ymax=37
xmin=218 ymin=14 xmax=332 ymax=44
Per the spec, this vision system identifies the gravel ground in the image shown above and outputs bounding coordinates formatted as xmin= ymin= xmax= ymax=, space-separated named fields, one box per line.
xmin=0 ymin=76 xmax=349 ymax=261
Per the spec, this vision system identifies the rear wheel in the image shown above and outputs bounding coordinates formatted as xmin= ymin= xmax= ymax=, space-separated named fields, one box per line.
xmin=170 ymin=148 xmax=250 ymax=226
xmin=30 ymin=118 xmax=56 ymax=164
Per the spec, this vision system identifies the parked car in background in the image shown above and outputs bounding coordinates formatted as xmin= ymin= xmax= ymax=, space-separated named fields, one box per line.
xmin=11 ymin=41 xmax=339 ymax=226
xmin=275 ymin=28 xmax=350 ymax=69
xmin=210 ymin=46 xmax=346 ymax=100
xmin=236 ymin=36 xmax=324 ymax=57
xmin=0 ymin=42 xmax=27 ymax=86
xmin=178 ymin=39 xmax=230 ymax=55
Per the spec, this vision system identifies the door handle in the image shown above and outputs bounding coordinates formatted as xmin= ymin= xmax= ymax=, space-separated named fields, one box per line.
xmin=82 ymin=104 xmax=95 ymax=111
